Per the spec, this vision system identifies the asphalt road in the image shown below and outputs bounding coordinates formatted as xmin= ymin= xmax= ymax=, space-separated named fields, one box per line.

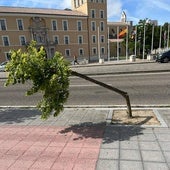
xmin=67 ymin=72 xmax=170 ymax=106
xmin=0 ymin=71 xmax=169 ymax=107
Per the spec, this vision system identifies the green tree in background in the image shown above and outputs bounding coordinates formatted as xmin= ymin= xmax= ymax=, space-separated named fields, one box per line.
xmin=5 ymin=41 xmax=71 ymax=119
xmin=123 ymin=19 xmax=170 ymax=58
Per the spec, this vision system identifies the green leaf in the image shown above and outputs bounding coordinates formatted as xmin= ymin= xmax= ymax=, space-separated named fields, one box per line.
xmin=5 ymin=41 xmax=71 ymax=119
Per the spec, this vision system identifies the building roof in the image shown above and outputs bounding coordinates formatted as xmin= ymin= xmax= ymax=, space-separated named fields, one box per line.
xmin=108 ymin=21 xmax=132 ymax=26
xmin=0 ymin=6 xmax=87 ymax=17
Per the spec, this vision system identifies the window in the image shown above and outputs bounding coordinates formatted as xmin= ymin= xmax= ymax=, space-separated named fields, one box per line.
xmin=91 ymin=9 xmax=95 ymax=18
xmin=91 ymin=21 xmax=96 ymax=31
xmin=54 ymin=36 xmax=59 ymax=44
xmin=0 ymin=19 xmax=6 ymax=30
xmin=92 ymin=47 xmax=97 ymax=55
xmin=79 ymin=49 xmax=84 ymax=56
xmin=17 ymin=19 xmax=24 ymax=30
xmin=2 ymin=36 xmax=9 ymax=46
xmin=101 ymin=47 xmax=105 ymax=54
xmin=64 ymin=36 xmax=69 ymax=44
xmin=100 ymin=10 xmax=104 ymax=18
xmin=63 ymin=20 xmax=68 ymax=31
xmin=65 ymin=49 xmax=70 ymax=57
xmin=92 ymin=35 xmax=96 ymax=43
xmin=20 ymin=36 xmax=26 ymax=45
xmin=100 ymin=21 xmax=104 ymax=31
xmin=50 ymin=48 xmax=55 ymax=58
xmin=77 ymin=21 xmax=82 ymax=31
xmin=5 ymin=52 xmax=11 ymax=60
xmin=78 ymin=35 xmax=83 ymax=44
xmin=52 ymin=20 xmax=57 ymax=30
xmin=100 ymin=35 xmax=104 ymax=43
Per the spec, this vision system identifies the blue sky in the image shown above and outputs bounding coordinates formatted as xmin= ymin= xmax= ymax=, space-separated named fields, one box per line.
xmin=0 ymin=0 xmax=169 ymax=25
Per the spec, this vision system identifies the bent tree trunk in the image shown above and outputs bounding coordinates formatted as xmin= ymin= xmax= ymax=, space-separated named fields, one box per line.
xmin=71 ymin=71 xmax=132 ymax=118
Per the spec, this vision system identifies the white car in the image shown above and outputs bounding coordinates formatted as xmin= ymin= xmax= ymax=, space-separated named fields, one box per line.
xmin=0 ymin=61 xmax=8 ymax=72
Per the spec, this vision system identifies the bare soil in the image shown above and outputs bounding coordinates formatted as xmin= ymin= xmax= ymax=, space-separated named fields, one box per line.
xmin=111 ymin=110 xmax=160 ymax=126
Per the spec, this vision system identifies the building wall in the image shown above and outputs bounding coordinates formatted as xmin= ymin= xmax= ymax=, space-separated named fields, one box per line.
xmin=72 ymin=0 xmax=108 ymax=62
xmin=0 ymin=0 xmax=108 ymax=63
xmin=0 ymin=14 xmax=90 ymax=62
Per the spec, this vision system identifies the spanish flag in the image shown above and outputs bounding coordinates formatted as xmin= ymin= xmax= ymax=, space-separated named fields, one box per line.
xmin=118 ymin=28 xmax=127 ymax=38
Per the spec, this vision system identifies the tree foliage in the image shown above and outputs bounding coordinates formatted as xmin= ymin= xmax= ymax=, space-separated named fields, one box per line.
xmin=122 ymin=19 xmax=170 ymax=57
xmin=5 ymin=41 xmax=71 ymax=119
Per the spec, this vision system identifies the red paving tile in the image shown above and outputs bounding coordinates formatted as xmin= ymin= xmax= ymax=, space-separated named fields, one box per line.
xmin=73 ymin=159 xmax=97 ymax=170
xmin=0 ymin=125 xmax=105 ymax=170
xmin=51 ymin=157 xmax=75 ymax=170
xmin=78 ymin=148 xmax=100 ymax=159
xmin=8 ymin=160 xmax=34 ymax=169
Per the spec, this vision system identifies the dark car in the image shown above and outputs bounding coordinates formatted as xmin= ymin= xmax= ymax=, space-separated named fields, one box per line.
xmin=156 ymin=50 xmax=170 ymax=63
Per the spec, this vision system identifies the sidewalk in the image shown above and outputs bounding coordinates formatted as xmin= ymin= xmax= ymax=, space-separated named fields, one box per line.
xmin=0 ymin=107 xmax=170 ymax=170
xmin=71 ymin=59 xmax=170 ymax=76
xmin=1 ymin=59 xmax=170 ymax=79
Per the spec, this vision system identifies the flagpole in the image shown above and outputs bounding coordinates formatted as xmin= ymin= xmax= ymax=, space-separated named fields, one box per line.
xmin=159 ymin=26 xmax=162 ymax=53
xmin=98 ymin=26 xmax=101 ymax=61
xmin=167 ymin=24 xmax=170 ymax=49
xmin=142 ymin=24 xmax=146 ymax=60
xmin=108 ymin=27 xmax=110 ymax=61
xmin=135 ymin=25 xmax=137 ymax=56
xmin=117 ymin=26 xmax=119 ymax=61
xmin=151 ymin=25 xmax=154 ymax=53
xmin=126 ymin=25 xmax=128 ymax=61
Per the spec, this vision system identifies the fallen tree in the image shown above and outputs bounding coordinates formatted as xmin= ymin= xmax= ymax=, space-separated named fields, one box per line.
xmin=5 ymin=41 xmax=132 ymax=119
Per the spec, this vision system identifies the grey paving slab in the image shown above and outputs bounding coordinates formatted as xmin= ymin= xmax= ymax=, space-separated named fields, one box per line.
xmin=120 ymin=141 xmax=139 ymax=150
xmin=120 ymin=160 xmax=143 ymax=170
xmin=138 ymin=133 xmax=157 ymax=141
xmin=164 ymin=152 xmax=170 ymax=162
xmin=96 ymin=159 xmax=118 ymax=170
xmin=139 ymin=141 xmax=161 ymax=151
xmin=160 ymin=142 xmax=170 ymax=151
xmin=141 ymin=150 xmax=165 ymax=162
xmin=99 ymin=148 xmax=119 ymax=159
xmin=120 ymin=149 xmax=141 ymax=161
xmin=144 ymin=162 xmax=169 ymax=170
xmin=98 ymin=119 xmax=170 ymax=170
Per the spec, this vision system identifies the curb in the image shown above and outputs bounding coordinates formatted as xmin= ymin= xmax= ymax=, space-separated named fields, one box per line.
xmin=1 ymin=70 xmax=170 ymax=79
xmin=1 ymin=105 xmax=170 ymax=109
xmin=70 ymin=60 xmax=155 ymax=68
xmin=71 ymin=69 xmax=170 ymax=76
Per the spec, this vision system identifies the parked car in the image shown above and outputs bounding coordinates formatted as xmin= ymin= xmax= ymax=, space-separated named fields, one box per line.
xmin=156 ymin=50 xmax=170 ymax=63
xmin=0 ymin=61 xmax=8 ymax=72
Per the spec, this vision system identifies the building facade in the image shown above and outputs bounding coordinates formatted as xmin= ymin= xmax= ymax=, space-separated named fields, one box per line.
xmin=0 ymin=0 xmax=108 ymax=63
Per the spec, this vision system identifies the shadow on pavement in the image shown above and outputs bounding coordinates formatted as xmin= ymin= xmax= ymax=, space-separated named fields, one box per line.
xmin=0 ymin=108 xmax=41 ymax=124
xmin=59 ymin=122 xmax=145 ymax=143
